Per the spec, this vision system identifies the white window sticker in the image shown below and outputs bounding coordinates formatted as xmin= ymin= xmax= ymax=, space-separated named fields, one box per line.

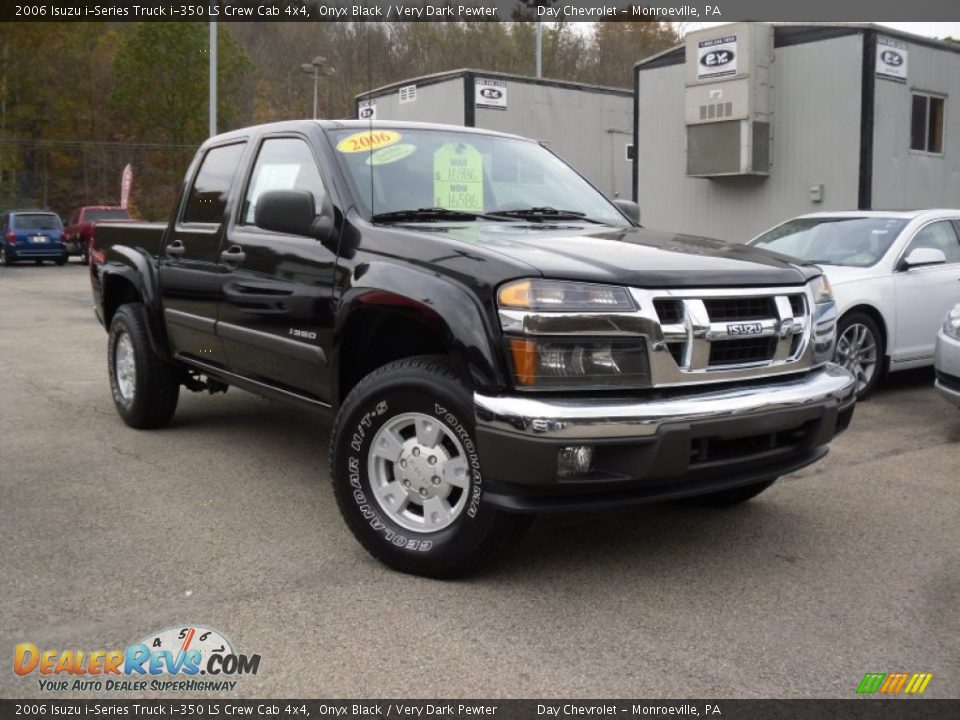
xmin=697 ymin=35 xmax=738 ymax=81
xmin=876 ymin=37 xmax=908 ymax=82
xmin=475 ymin=79 xmax=507 ymax=110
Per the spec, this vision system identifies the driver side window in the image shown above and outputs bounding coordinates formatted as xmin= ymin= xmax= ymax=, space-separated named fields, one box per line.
xmin=242 ymin=137 xmax=327 ymax=226
xmin=904 ymin=221 xmax=960 ymax=264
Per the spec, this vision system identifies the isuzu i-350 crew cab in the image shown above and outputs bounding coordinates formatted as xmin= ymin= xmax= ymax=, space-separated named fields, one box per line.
xmin=90 ymin=121 xmax=857 ymax=577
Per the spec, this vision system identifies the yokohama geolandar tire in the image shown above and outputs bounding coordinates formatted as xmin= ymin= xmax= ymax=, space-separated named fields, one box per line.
xmin=331 ymin=356 xmax=531 ymax=578
xmin=107 ymin=303 xmax=181 ymax=429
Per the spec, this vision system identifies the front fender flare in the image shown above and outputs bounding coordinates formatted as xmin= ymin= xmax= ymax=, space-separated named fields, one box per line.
xmin=334 ymin=262 xmax=508 ymax=397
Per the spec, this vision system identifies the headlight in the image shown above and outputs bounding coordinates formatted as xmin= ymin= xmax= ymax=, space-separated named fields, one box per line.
xmin=943 ymin=303 xmax=960 ymax=340
xmin=809 ymin=274 xmax=833 ymax=305
xmin=507 ymin=337 xmax=650 ymax=389
xmin=498 ymin=279 xmax=636 ymax=312
xmin=498 ymin=280 xmax=648 ymax=389
xmin=807 ymin=275 xmax=837 ymax=365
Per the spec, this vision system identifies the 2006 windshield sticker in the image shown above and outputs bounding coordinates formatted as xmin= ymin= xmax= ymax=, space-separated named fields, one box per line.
xmin=13 ymin=625 xmax=262 ymax=693
xmin=336 ymin=130 xmax=401 ymax=153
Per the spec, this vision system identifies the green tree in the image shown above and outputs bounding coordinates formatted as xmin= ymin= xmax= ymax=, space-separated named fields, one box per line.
xmin=109 ymin=22 xmax=252 ymax=217
xmin=588 ymin=16 xmax=679 ymax=87
xmin=111 ymin=22 xmax=252 ymax=145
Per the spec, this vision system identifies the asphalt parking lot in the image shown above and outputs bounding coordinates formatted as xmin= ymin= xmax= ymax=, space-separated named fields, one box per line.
xmin=1 ymin=263 xmax=957 ymax=700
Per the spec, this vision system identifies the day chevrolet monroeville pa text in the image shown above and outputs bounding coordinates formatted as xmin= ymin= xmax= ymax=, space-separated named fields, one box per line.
xmin=90 ymin=121 xmax=857 ymax=577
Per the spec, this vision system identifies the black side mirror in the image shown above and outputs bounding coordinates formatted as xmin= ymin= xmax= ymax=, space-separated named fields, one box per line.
xmin=614 ymin=199 xmax=640 ymax=224
xmin=255 ymin=189 xmax=334 ymax=243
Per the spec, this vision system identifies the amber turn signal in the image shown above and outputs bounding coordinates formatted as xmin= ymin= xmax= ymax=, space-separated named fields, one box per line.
xmin=498 ymin=280 xmax=532 ymax=309
xmin=508 ymin=337 xmax=538 ymax=385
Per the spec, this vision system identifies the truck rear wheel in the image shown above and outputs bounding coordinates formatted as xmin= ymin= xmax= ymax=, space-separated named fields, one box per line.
xmin=331 ymin=356 xmax=530 ymax=578
xmin=107 ymin=303 xmax=181 ymax=429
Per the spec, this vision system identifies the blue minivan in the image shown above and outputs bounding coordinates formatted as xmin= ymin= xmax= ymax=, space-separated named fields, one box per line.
xmin=1 ymin=210 xmax=67 ymax=266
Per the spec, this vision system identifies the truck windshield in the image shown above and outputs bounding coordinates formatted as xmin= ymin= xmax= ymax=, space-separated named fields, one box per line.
xmin=13 ymin=213 xmax=61 ymax=230
xmin=329 ymin=127 xmax=629 ymax=227
xmin=751 ymin=217 xmax=908 ymax=267
xmin=85 ymin=209 xmax=130 ymax=221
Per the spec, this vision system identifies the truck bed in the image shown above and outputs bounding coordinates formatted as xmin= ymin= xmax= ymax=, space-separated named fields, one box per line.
xmin=93 ymin=221 xmax=167 ymax=257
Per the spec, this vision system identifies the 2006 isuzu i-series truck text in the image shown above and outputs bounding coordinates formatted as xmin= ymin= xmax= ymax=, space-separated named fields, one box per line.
xmin=90 ymin=121 xmax=857 ymax=577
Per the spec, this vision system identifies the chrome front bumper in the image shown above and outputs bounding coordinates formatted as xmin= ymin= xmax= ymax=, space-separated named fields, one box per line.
xmin=475 ymin=363 xmax=857 ymax=440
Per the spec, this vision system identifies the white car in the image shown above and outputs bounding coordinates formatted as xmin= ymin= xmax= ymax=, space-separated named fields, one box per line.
xmin=935 ymin=302 xmax=960 ymax=407
xmin=749 ymin=210 xmax=960 ymax=397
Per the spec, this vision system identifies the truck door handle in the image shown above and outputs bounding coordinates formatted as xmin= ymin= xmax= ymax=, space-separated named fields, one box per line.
xmin=165 ymin=241 xmax=185 ymax=258
xmin=220 ymin=245 xmax=246 ymax=265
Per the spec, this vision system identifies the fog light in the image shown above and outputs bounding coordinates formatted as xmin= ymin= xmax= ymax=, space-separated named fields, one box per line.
xmin=558 ymin=445 xmax=594 ymax=478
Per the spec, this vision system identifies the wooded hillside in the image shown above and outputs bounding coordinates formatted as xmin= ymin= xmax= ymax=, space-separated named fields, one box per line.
xmin=0 ymin=19 xmax=678 ymax=218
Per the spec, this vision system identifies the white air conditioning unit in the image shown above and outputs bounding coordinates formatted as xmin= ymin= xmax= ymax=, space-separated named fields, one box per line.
xmin=684 ymin=23 xmax=773 ymax=177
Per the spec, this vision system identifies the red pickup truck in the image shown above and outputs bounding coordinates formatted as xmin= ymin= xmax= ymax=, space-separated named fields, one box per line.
xmin=63 ymin=206 xmax=132 ymax=264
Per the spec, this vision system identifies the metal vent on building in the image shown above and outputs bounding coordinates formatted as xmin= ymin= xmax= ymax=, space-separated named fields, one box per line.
xmin=398 ymin=85 xmax=417 ymax=104
xmin=698 ymin=102 xmax=734 ymax=121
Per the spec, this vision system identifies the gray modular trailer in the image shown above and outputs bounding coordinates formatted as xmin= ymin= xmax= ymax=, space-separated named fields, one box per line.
xmin=356 ymin=69 xmax=633 ymax=199
xmin=635 ymin=23 xmax=960 ymax=242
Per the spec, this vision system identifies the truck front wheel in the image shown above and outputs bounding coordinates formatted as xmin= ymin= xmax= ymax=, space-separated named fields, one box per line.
xmin=331 ymin=356 xmax=530 ymax=578
xmin=107 ymin=303 xmax=181 ymax=429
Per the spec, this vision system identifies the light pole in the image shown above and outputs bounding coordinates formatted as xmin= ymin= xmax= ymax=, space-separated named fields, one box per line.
xmin=209 ymin=20 xmax=217 ymax=137
xmin=300 ymin=56 xmax=335 ymax=119
xmin=535 ymin=21 xmax=542 ymax=78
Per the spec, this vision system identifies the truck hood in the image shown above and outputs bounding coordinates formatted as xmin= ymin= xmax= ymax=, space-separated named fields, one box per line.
xmin=413 ymin=223 xmax=815 ymax=288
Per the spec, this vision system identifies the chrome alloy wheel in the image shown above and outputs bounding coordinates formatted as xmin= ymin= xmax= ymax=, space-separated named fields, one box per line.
xmin=836 ymin=322 xmax=878 ymax=394
xmin=114 ymin=332 xmax=137 ymax=403
xmin=367 ymin=412 xmax=471 ymax=533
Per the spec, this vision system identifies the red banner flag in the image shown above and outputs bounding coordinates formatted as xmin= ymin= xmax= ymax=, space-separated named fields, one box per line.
xmin=120 ymin=164 xmax=133 ymax=209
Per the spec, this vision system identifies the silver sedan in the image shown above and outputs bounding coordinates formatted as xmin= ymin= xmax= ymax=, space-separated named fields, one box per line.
xmin=935 ymin=302 xmax=960 ymax=406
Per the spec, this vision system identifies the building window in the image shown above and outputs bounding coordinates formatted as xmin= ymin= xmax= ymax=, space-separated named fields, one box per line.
xmin=910 ymin=93 xmax=945 ymax=154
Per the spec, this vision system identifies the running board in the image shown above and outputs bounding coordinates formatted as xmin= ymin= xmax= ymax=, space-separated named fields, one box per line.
xmin=176 ymin=354 xmax=333 ymax=413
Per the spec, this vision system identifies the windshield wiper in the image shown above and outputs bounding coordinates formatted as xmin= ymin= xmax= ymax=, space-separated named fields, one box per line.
xmin=371 ymin=207 xmax=506 ymax=223
xmin=486 ymin=206 xmax=605 ymax=224
xmin=802 ymin=258 xmax=838 ymax=265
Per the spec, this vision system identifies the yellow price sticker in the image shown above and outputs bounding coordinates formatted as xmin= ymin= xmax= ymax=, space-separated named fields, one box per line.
xmin=336 ymin=130 xmax=401 ymax=154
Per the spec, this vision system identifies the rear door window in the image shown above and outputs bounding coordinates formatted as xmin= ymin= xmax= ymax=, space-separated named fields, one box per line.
xmin=182 ymin=143 xmax=246 ymax=224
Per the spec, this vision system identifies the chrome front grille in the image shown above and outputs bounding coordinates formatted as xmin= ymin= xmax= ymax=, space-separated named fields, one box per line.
xmin=498 ymin=284 xmax=827 ymax=389
xmin=703 ymin=296 xmax=778 ymax=321
xmin=647 ymin=289 xmax=810 ymax=378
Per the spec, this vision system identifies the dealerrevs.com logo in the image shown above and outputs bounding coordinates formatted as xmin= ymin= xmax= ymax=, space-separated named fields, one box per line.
xmin=14 ymin=625 xmax=261 ymax=692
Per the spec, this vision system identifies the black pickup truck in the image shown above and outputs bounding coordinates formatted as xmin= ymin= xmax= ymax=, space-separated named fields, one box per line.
xmin=91 ymin=120 xmax=857 ymax=577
